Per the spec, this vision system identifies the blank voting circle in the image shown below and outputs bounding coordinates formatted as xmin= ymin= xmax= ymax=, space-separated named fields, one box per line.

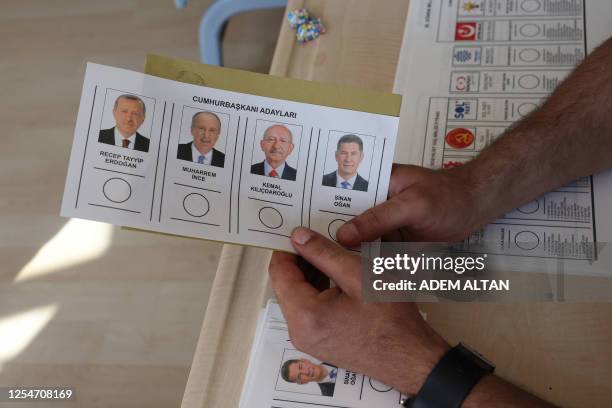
xmin=518 ymin=102 xmax=538 ymax=117
xmin=520 ymin=0 xmax=541 ymax=13
xmin=519 ymin=23 xmax=541 ymax=38
xmin=519 ymin=48 xmax=540 ymax=63
xmin=369 ymin=378 xmax=393 ymax=393
xmin=518 ymin=74 xmax=540 ymax=89
xmin=258 ymin=207 xmax=283 ymax=229
xmin=102 ymin=178 xmax=132 ymax=203
xmin=514 ymin=231 xmax=540 ymax=251
xmin=517 ymin=200 xmax=539 ymax=214
xmin=328 ymin=219 xmax=346 ymax=242
xmin=182 ymin=193 xmax=210 ymax=217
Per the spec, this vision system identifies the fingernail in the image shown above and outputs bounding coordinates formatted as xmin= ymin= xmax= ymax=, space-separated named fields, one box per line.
xmin=292 ymin=227 xmax=313 ymax=245
xmin=338 ymin=222 xmax=358 ymax=242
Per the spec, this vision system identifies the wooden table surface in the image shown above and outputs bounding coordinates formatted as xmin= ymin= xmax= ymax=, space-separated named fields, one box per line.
xmin=182 ymin=1 xmax=612 ymax=407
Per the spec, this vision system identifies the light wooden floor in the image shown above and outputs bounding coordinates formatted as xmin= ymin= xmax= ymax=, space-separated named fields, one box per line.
xmin=0 ymin=1 xmax=283 ymax=407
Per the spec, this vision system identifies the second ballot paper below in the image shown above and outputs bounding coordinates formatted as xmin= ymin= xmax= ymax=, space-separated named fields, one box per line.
xmin=392 ymin=0 xmax=612 ymax=277
xmin=60 ymin=62 xmax=400 ymax=252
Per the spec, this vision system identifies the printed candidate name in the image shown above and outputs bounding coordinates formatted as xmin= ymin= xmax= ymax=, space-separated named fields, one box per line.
xmin=182 ymin=165 xmax=217 ymax=182
xmin=100 ymin=150 xmax=143 ymax=168
xmin=334 ymin=194 xmax=351 ymax=208
xmin=251 ymin=181 xmax=293 ymax=198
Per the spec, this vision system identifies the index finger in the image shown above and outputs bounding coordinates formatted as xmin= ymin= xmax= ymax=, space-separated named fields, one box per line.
xmin=388 ymin=164 xmax=428 ymax=196
xmin=336 ymin=190 xmax=427 ymax=246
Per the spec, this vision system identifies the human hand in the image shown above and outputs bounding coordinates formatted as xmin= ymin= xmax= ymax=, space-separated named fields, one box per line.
xmin=269 ymin=227 xmax=449 ymax=396
xmin=337 ymin=164 xmax=486 ymax=245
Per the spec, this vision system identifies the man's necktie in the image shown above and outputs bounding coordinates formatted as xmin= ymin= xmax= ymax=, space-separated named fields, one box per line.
xmin=340 ymin=181 xmax=350 ymax=189
xmin=122 ymin=139 xmax=130 ymax=148
xmin=198 ymin=155 xmax=206 ymax=164
xmin=329 ymin=368 xmax=337 ymax=380
xmin=269 ymin=169 xmax=279 ymax=178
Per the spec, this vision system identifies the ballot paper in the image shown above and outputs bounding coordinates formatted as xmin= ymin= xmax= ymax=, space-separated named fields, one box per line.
xmin=393 ymin=0 xmax=612 ymax=275
xmin=61 ymin=63 xmax=400 ymax=252
xmin=239 ymin=300 xmax=407 ymax=408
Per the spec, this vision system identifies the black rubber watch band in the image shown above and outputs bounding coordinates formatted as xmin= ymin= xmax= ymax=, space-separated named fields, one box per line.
xmin=402 ymin=343 xmax=494 ymax=408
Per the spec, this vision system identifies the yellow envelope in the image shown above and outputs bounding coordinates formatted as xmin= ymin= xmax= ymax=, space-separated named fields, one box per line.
xmin=144 ymin=54 xmax=401 ymax=116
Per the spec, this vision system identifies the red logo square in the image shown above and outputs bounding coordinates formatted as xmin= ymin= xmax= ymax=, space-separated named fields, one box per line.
xmin=455 ymin=22 xmax=477 ymax=41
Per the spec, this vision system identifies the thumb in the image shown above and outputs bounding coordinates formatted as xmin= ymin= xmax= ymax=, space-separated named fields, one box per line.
xmin=336 ymin=190 xmax=427 ymax=246
xmin=291 ymin=227 xmax=361 ymax=297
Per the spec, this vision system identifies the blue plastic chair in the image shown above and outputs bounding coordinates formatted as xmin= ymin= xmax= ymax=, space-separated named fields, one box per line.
xmin=177 ymin=0 xmax=288 ymax=66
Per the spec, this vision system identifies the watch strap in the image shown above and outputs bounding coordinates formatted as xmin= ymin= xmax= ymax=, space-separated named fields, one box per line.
xmin=402 ymin=343 xmax=494 ymax=408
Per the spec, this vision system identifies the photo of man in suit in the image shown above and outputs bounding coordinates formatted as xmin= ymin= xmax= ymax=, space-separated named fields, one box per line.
xmin=177 ymin=111 xmax=225 ymax=167
xmin=322 ymin=134 xmax=368 ymax=192
xmin=251 ymin=124 xmax=297 ymax=181
xmin=280 ymin=358 xmax=337 ymax=397
xmin=99 ymin=94 xmax=149 ymax=152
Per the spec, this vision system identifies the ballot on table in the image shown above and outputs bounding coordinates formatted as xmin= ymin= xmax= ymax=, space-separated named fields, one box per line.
xmin=393 ymin=0 xmax=612 ymax=279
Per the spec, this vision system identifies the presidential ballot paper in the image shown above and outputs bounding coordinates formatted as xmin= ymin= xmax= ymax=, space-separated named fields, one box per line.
xmin=393 ymin=0 xmax=612 ymax=275
xmin=61 ymin=62 xmax=399 ymax=252
xmin=240 ymin=300 xmax=407 ymax=408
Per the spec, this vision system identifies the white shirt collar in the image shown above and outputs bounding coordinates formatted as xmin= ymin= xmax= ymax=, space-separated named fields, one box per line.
xmin=114 ymin=127 xmax=136 ymax=149
xmin=336 ymin=171 xmax=358 ymax=189
xmin=320 ymin=364 xmax=337 ymax=383
xmin=264 ymin=160 xmax=285 ymax=178
xmin=192 ymin=143 xmax=212 ymax=164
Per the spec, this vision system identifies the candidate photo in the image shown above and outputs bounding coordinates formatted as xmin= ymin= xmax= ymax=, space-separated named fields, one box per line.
xmin=251 ymin=124 xmax=297 ymax=181
xmin=280 ymin=358 xmax=337 ymax=397
xmin=177 ymin=111 xmax=225 ymax=167
xmin=322 ymin=134 xmax=369 ymax=191
xmin=99 ymin=94 xmax=150 ymax=152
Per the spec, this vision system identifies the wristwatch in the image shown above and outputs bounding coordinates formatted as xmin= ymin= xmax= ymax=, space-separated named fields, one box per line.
xmin=400 ymin=343 xmax=494 ymax=408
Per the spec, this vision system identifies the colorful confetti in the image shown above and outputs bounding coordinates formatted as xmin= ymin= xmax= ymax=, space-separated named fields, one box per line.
xmin=287 ymin=8 xmax=326 ymax=43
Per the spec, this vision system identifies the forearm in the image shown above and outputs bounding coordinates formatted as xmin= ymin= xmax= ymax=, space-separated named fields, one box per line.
xmin=461 ymin=37 xmax=612 ymax=225
xmin=463 ymin=375 xmax=557 ymax=408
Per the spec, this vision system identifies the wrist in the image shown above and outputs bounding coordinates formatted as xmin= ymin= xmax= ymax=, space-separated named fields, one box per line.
xmin=403 ymin=343 xmax=495 ymax=408
xmin=461 ymin=374 xmax=496 ymax=408
xmin=456 ymin=142 xmax=528 ymax=229
xmin=459 ymin=125 xmax=568 ymax=225
xmin=445 ymin=164 xmax=494 ymax=235
xmin=394 ymin=332 xmax=450 ymax=396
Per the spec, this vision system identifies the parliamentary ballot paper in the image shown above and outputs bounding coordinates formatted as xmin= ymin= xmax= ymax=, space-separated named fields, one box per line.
xmin=239 ymin=300 xmax=407 ymax=408
xmin=393 ymin=0 xmax=612 ymax=276
xmin=61 ymin=60 xmax=400 ymax=252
